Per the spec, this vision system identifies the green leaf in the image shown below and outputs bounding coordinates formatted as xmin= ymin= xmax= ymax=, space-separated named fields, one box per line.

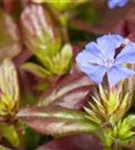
xmin=17 ymin=106 xmax=99 ymax=136
xmin=22 ymin=44 xmax=72 ymax=77
xmin=107 ymin=89 xmax=120 ymax=115
xmin=100 ymin=128 xmax=114 ymax=148
xmin=43 ymin=43 xmax=72 ymax=75
xmin=23 ymin=126 xmax=43 ymax=150
xmin=100 ymin=117 xmax=135 ymax=149
xmin=32 ymin=0 xmax=89 ymax=11
xmin=0 ymin=8 xmax=21 ymax=61
xmin=117 ymin=120 xmax=135 ymax=141
xmin=0 ymin=124 xmax=20 ymax=148
xmin=85 ymin=86 xmax=130 ymax=125
xmin=110 ymin=93 xmax=129 ymax=124
xmin=59 ymin=43 xmax=73 ymax=63
xmin=21 ymin=62 xmax=52 ymax=78
xmin=124 ymin=115 xmax=135 ymax=128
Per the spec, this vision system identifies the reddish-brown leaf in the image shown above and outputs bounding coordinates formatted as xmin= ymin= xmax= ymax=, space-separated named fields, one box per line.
xmin=37 ymin=135 xmax=103 ymax=150
xmin=39 ymin=65 xmax=96 ymax=110
xmin=0 ymin=8 xmax=22 ymax=61
xmin=17 ymin=106 xmax=99 ymax=136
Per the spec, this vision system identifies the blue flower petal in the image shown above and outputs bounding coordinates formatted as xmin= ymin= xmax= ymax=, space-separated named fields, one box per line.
xmin=76 ymin=34 xmax=135 ymax=86
xmin=78 ymin=64 xmax=107 ymax=84
xmin=118 ymin=0 xmax=128 ymax=7
xmin=107 ymin=65 xmax=135 ymax=85
xmin=115 ymin=43 xmax=135 ymax=64
xmin=96 ymin=34 xmax=124 ymax=60
xmin=85 ymin=42 xmax=104 ymax=60
xmin=76 ymin=43 xmax=104 ymax=65
xmin=108 ymin=0 xmax=128 ymax=9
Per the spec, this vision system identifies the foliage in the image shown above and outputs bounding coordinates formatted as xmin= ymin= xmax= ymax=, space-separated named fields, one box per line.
xmin=1 ymin=0 xmax=135 ymax=150
xmin=0 ymin=8 xmax=22 ymax=61
xmin=84 ymin=86 xmax=130 ymax=125
xmin=0 ymin=58 xmax=19 ymax=121
xmin=17 ymin=106 xmax=99 ymax=136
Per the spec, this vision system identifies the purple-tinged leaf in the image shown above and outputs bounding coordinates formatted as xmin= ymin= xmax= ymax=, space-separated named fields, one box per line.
xmin=18 ymin=70 xmax=40 ymax=105
xmin=21 ymin=4 xmax=62 ymax=58
xmin=3 ymin=0 xmax=15 ymax=13
xmin=37 ymin=135 xmax=103 ymax=150
xmin=97 ymin=5 xmax=133 ymax=37
xmin=0 ymin=58 xmax=19 ymax=120
xmin=97 ymin=5 xmax=135 ymax=42
xmin=17 ymin=106 xmax=99 ymax=136
xmin=39 ymin=66 xmax=95 ymax=109
xmin=71 ymin=5 xmax=135 ymax=41
xmin=0 ymin=8 xmax=22 ymax=61
xmin=0 ymin=58 xmax=19 ymax=102
xmin=14 ymin=49 xmax=32 ymax=67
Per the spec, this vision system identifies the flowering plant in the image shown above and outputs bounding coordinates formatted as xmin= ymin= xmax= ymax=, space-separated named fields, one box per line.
xmin=76 ymin=34 xmax=135 ymax=85
xmin=1 ymin=0 xmax=135 ymax=150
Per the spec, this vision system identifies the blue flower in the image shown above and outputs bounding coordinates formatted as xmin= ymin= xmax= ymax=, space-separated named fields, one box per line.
xmin=108 ymin=0 xmax=128 ymax=9
xmin=76 ymin=34 xmax=135 ymax=86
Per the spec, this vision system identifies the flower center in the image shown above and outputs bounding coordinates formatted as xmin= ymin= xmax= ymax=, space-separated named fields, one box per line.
xmin=104 ymin=59 xmax=114 ymax=69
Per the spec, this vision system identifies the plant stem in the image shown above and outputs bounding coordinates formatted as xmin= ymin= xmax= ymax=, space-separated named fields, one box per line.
xmin=114 ymin=140 xmax=122 ymax=150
